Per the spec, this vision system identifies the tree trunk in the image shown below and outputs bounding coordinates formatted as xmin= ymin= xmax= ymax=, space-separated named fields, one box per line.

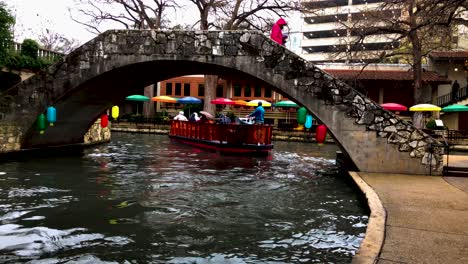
xmin=203 ymin=75 xmax=217 ymax=115
xmin=409 ymin=3 xmax=425 ymax=129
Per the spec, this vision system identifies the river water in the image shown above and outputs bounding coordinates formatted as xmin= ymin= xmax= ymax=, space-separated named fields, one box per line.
xmin=0 ymin=133 xmax=368 ymax=263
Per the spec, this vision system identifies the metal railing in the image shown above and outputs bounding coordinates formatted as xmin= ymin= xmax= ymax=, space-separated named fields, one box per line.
xmin=436 ymin=86 xmax=468 ymax=106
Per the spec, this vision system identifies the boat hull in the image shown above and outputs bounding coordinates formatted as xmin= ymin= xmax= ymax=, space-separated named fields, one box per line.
xmin=169 ymin=135 xmax=273 ymax=155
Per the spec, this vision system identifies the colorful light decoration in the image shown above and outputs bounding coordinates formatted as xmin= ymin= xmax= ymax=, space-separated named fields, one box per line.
xmin=46 ymin=106 xmax=56 ymax=126
xmin=294 ymin=107 xmax=307 ymax=131
xmin=315 ymin=124 xmax=327 ymax=144
xmin=100 ymin=114 xmax=109 ymax=128
xmin=111 ymin=106 xmax=119 ymax=120
xmin=37 ymin=113 xmax=46 ymax=134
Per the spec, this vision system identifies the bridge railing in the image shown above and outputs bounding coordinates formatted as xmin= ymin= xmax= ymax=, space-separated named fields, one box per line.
xmin=10 ymin=42 xmax=63 ymax=61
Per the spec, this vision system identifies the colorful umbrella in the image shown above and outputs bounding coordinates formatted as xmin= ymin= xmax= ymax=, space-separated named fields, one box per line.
xmin=200 ymin=111 xmax=214 ymax=119
xmin=125 ymin=95 xmax=150 ymax=101
xmin=246 ymin=99 xmax=272 ymax=107
xmin=178 ymin=96 xmax=202 ymax=104
xmin=152 ymin=95 xmax=177 ymax=103
xmin=409 ymin=104 xmax=441 ymax=112
xmin=381 ymin=103 xmax=407 ymax=111
xmin=441 ymin=104 xmax=468 ymax=112
xmin=211 ymin=98 xmax=235 ymax=105
xmin=274 ymin=100 xmax=299 ymax=108
xmin=234 ymin=100 xmax=248 ymax=106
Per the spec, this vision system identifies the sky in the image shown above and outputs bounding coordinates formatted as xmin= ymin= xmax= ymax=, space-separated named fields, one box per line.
xmin=6 ymin=0 xmax=301 ymax=47
xmin=7 ymin=0 xmax=98 ymax=44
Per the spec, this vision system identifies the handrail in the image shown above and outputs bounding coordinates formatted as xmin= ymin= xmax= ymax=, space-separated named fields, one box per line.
xmin=169 ymin=120 xmax=273 ymax=145
xmin=436 ymin=86 xmax=468 ymax=106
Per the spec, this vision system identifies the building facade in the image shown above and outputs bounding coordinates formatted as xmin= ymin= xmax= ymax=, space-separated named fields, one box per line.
xmin=300 ymin=0 xmax=399 ymax=63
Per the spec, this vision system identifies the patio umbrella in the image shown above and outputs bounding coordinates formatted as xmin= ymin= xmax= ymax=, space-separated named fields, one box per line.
xmin=409 ymin=104 xmax=441 ymax=112
xmin=126 ymin=95 xmax=150 ymax=101
xmin=126 ymin=95 xmax=150 ymax=114
xmin=441 ymin=104 xmax=468 ymax=112
xmin=274 ymin=100 xmax=299 ymax=108
xmin=177 ymin=96 xmax=202 ymax=115
xmin=381 ymin=103 xmax=407 ymax=111
xmin=152 ymin=95 xmax=177 ymax=103
xmin=211 ymin=98 xmax=235 ymax=105
xmin=234 ymin=100 xmax=248 ymax=106
xmin=178 ymin=96 xmax=202 ymax=104
xmin=246 ymin=99 xmax=272 ymax=107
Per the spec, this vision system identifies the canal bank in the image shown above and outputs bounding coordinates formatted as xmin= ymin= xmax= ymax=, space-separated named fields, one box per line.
xmin=350 ymin=171 xmax=468 ymax=264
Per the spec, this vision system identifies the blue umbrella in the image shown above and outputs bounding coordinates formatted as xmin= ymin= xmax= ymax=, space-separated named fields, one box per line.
xmin=177 ymin=96 xmax=202 ymax=104
xmin=177 ymin=97 xmax=202 ymax=115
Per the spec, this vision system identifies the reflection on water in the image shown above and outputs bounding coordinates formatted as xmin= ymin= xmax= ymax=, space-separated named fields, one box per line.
xmin=0 ymin=133 xmax=368 ymax=263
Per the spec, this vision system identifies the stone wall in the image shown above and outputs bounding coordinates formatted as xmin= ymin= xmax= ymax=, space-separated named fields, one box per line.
xmin=83 ymin=119 xmax=111 ymax=145
xmin=0 ymin=124 xmax=22 ymax=153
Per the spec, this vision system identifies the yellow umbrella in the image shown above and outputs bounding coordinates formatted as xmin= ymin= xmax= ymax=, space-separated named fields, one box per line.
xmin=246 ymin=99 xmax=272 ymax=107
xmin=409 ymin=104 xmax=441 ymax=112
xmin=151 ymin=95 xmax=177 ymax=103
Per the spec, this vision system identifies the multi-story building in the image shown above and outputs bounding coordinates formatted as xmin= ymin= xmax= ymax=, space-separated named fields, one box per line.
xmin=300 ymin=0 xmax=400 ymax=63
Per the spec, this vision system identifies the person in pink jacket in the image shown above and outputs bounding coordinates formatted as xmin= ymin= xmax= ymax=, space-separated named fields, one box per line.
xmin=270 ymin=18 xmax=287 ymax=45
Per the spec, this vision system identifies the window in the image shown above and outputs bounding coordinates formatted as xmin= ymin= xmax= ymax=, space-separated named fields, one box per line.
xmin=264 ymin=87 xmax=272 ymax=98
xmin=165 ymin=83 xmax=172 ymax=95
xmin=244 ymin=85 xmax=251 ymax=97
xmin=233 ymin=84 xmax=241 ymax=97
xmin=254 ymin=85 xmax=262 ymax=97
xmin=175 ymin=83 xmax=181 ymax=96
xmin=198 ymin=84 xmax=205 ymax=96
xmin=184 ymin=83 xmax=190 ymax=96
xmin=216 ymin=85 xmax=223 ymax=97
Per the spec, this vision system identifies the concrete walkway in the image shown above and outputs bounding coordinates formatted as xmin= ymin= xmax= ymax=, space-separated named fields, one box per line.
xmin=354 ymin=172 xmax=468 ymax=264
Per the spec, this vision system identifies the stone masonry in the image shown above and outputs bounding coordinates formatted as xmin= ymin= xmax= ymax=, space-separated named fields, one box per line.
xmin=0 ymin=30 xmax=444 ymax=174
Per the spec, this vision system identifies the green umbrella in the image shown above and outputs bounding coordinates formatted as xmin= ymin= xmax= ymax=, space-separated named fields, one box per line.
xmin=274 ymin=100 xmax=299 ymax=107
xmin=126 ymin=95 xmax=150 ymax=114
xmin=441 ymin=104 xmax=468 ymax=112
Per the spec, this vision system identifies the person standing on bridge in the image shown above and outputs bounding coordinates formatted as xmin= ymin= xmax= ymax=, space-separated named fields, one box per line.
xmin=270 ymin=18 xmax=287 ymax=45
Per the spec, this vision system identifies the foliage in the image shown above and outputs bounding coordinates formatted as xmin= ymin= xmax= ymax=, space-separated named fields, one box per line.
xmin=0 ymin=2 xmax=15 ymax=66
xmin=20 ymin=39 xmax=40 ymax=59
xmin=38 ymin=29 xmax=80 ymax=54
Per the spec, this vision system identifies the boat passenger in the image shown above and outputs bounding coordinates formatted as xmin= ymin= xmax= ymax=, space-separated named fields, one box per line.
xmin=189 ymin=112 xmax=200 ymax=122
xmin=199 ymin=113 xmax=209 ymax=123
xmin=218 ymin=112 xmax=231 ymax=124
xmin=246 ymin=102 xmax=265 ymax=125
xmin=174 ymin=111 xmax=188 ymax=121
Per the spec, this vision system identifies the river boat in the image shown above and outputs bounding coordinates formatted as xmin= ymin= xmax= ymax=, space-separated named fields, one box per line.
xmin=169 ymin=120 xmax=273 ymax=155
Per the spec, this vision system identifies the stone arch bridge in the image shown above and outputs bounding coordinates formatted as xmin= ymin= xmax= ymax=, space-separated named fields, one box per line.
xmin=0 ymin=30 xmax=443 ymax=175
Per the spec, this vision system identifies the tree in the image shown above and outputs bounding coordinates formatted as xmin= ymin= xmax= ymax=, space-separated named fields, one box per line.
xmin=0 ymin=2 xmax=15 ymax=67
xmin=71 ymin=0 xmax=180 ymax=34
xmin=186 ymin=0 xmax=300 ymax=114
xmin=38 ymin=29 xmax=80 ymax=54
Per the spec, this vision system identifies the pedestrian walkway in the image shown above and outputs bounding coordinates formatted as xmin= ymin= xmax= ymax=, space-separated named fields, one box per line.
xmin=352 ymin=172 xmax=468 ymax=264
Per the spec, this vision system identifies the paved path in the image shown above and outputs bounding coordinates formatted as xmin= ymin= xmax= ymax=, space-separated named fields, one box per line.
xmin=356 ymin=172 xmax=468 ymax=264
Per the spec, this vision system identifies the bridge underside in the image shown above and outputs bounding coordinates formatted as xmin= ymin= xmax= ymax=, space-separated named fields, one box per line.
xmin=0 ymin=30 xmax=444 ymax=175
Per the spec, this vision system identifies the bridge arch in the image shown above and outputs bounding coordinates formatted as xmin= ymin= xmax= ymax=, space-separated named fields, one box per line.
xmin=0 ymin=30 xmax=443 ymax=174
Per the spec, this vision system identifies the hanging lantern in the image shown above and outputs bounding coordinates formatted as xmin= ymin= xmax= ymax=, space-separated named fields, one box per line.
xmin=297 ymin=107 xmax=307 ymax=125
xmin=294 ymin=107 xmax=307 ymax=130
xmin=100 ymin=114 xmax=109 ymax=128
xmin=315 ymin=124 xmax=327 ymax=144
xmin=305 ymin=114 xmax=313 ymax=129
xmin=111 ymin=105 xmax=119 ymax=120
xmin=46 ymin=106 xmax=56 ymax=126
xmin=37 ymin=113 xmax=46 ymax=134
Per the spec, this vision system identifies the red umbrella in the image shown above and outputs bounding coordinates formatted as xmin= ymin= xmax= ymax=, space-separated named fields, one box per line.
xmin=381 ymin=103 xmax=407 ymax=111
xmin=211 ymin=98 xmax=235 ymax=105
